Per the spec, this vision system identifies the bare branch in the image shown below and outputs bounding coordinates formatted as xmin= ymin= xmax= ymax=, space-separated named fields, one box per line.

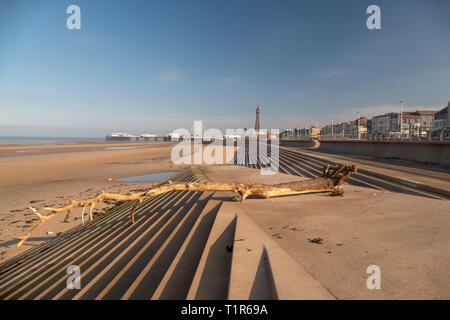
xmin=17 ymin=165 xmax=357 ymax=247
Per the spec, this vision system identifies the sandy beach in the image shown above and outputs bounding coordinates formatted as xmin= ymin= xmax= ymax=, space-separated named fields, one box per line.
xmin=0 ymin=141 xmax=184 ymax=262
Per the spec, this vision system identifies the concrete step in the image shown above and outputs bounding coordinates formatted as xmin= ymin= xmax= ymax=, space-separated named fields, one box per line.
xmin=152 ymin=198 xmax=222 ymax=300
xmin=0 ymin=191 xmax=179 ymax=297
xmin=227 ymin=201 xmax=335 ymax=300
xmin=0 ymin=172 xmax=199 ymax=300
xmin=0 ymin=169 xmax=336 ymax=300
xmin=69 ymin=192 xmax=200 ymax=300
xmin=282 ymin=146 xmax=450 ymax=198
xmin=186 ymin=193 xmax=237 ymax=300
xmin=118 ymin=193 xmax=214 ymax=300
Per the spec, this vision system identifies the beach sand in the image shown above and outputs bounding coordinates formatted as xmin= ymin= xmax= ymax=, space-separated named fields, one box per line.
xmin=0 ymin=141 xmax=184 ymax=262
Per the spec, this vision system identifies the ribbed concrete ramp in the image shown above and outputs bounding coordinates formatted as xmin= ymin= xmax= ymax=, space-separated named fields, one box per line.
xmin=0 ymin=170 xmax=333 ymax=300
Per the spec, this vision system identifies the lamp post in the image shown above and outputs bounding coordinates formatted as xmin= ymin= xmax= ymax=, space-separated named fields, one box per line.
xmin=357 ymin=112 xmax=360 ymax=139
xmin=331 ymin=119 xmax=334 ymax=138
xmin=399 ymin=100 xmax=403 ymax=139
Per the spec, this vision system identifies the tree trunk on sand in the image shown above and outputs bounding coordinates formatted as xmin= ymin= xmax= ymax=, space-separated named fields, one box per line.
xmin=17 ymin=164 xmax=357 ymax=247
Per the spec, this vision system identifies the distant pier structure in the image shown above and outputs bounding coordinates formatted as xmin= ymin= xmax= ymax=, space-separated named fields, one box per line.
xmin=106 ymin=133 xmax=167 ymax=141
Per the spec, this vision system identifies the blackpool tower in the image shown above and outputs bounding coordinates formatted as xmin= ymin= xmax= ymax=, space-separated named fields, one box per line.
xmin=255 ymin=105 xmax=260 ymax=133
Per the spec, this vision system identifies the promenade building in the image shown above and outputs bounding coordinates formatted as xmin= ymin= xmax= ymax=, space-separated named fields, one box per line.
xmin=281 ymin=127 xmax=321 ymax=139
xmin=432 ymin=102 xmax=450 ymax=133
xmin=321 ymin=122 xmax=353 ymax=139
xmin=370 ymin=111 xmax=437 ymax=137
xmin=351 ymin=117 xmax=368 ymax=139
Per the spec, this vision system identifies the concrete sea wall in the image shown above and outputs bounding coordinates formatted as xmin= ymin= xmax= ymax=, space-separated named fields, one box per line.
xmin=280 ymin=139 xmax=450 ymax=165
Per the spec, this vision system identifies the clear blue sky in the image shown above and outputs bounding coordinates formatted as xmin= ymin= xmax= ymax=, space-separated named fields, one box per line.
xmin=0 ymin=0 xmax=449 ymax=136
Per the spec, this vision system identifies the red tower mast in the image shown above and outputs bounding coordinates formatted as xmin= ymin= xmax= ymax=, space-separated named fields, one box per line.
xmin=255 ymin=105 xmax=260 ymax=133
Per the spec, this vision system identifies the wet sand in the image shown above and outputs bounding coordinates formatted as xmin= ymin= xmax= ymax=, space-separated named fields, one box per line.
xmin=0 ymin=141 xmax=182 ymax=262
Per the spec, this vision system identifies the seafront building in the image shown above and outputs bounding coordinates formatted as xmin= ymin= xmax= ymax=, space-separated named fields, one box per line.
xmin=281 ymin=102 xmax=448 ymax=140
xmin=432 ymin=102 xmax=450 ymax=135
xmin=282 ymin=127 xmax=321 ymax=139
xmin=370 ymin=111 xmax=437 ymax=137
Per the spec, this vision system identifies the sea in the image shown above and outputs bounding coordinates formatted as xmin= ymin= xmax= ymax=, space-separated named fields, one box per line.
xmin=0 ymin=136 xmax=104 ymax=143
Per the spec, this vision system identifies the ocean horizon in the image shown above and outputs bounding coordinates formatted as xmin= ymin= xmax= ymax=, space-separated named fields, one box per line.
xmin=0 ymin=136 xmax=105 ymax=143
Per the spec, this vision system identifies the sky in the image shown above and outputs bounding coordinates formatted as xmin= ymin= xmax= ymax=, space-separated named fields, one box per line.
xmin=0 ymin=0 xmax=449 ymax=137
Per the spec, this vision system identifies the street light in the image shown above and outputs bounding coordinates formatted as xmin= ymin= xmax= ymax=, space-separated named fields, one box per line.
xmin=357 ymin=112 xmax=360 ymax=139
xmin=331 ymin=119 xmax=334 ymax=138
xmin=399 ymin=100 xmax=403 ymax=138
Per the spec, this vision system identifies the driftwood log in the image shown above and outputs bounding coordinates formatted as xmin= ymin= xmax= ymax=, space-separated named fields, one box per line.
xmin=17 ymin=164 xmax=357 ymax=247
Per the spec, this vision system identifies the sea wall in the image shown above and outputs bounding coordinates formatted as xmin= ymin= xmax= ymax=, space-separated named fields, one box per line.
xmin=279 ymin=139 xmax=319 ymax=149
xmin=280 ymin=139 xmax=450 ymax=165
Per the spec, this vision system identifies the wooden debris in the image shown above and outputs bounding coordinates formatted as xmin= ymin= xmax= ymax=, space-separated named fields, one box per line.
xmin=17 ymin=164 xmax=357 ymax=247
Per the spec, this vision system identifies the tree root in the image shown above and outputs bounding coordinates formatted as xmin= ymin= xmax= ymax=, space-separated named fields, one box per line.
xmin=17 ymin=164 xmax=357 ymax=247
